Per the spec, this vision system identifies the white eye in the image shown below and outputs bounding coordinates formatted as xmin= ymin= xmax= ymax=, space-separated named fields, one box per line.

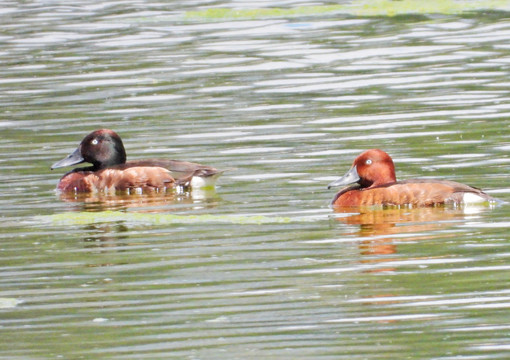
xmin=366 ymin=159 xmax=372 ymax=165
xmin=91 ymin=139 xmax=99 ymax=145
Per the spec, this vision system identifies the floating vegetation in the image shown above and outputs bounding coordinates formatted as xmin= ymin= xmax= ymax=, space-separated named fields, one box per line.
xmin=36 ymin=211 xmax=295 ymax=226
xmin=183 ymin=0 xmax=510 ymax=20
xmin=184 ymin=5 xmax=344 ymax=20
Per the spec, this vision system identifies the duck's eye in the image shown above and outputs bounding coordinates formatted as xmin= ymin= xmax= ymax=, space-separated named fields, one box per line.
xmin=366 ymin=159 xmax=372 ymax=165
xmin=91 ymin=139 xmax=99 ymax=145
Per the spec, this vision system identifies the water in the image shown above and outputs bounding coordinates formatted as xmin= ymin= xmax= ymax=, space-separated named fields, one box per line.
xmin=1 ymin=2 xmax=510 ymax=359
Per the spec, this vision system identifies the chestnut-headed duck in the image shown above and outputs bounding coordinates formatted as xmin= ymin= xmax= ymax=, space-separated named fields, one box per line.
xmin=328 ymin=149 xmax=497 ymax=207
xmin=51 ymin=129 xmax=224 ymax=193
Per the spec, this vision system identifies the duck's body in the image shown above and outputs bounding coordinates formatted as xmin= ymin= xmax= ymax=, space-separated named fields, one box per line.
xmin=55 ymin=164 xmax=174 ymax=193
xmin=331 ymin=179 xmax=493 ymax=207
xmin=51 ymin=129 xmax=223 ymax=193
xmin=329 ymin=149 xmax=496 ymax=208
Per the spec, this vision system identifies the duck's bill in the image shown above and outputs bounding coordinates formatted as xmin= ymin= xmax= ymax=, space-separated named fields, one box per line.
xmin=51 ymin=147 xmax=84 ymax=170
xmin=327 ymin=166 xmax=360 ymax=189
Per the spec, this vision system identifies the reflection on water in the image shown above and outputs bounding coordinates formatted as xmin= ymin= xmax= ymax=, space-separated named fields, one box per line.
xmin=56 ymin=187 xmax=221 ymax=212
xmin=335 ymin=206 xmax=471 ymax=236
xmin=332 ymin=206 xmax=489 ymax=275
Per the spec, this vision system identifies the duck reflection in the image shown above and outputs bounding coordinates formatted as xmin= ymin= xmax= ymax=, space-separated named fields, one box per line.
xmin=57 ymin=187 xmax=221 ymax=212
xmin=335 ymin=206 xmax=466 ymax=235
xmin=333 ymin=206 xmax=488 ymax=258
xmin=66 ymin=194 xmax=167 ymax=253
xmin=55 ymin=187 xmax=222 ymax=255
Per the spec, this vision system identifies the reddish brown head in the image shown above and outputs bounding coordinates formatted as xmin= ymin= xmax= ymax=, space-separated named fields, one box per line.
xmin=51 ymin=129 xmax=127 ymax=170
xmin=328 ymin=149 xmax=397 ymax=190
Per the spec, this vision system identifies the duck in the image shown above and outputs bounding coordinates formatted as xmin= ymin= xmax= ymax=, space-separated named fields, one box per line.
xmin=328 ymin=149 xmax=497 ymax=207
xmin=51 ymin=129 xmax=224 ymax=193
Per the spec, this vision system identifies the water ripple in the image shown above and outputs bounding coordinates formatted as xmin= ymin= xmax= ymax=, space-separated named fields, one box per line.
xmin=2 ymin=3 xmax=510 ymax=360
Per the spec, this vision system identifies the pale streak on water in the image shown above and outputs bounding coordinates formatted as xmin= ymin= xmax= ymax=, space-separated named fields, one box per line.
xmin=1 ymin=1 xmax=510 ymax=359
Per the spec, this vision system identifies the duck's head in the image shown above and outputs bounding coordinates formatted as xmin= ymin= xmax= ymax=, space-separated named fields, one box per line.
xmin=51 ymin=129 xmax=127 ymax=170
xmin=328 ymin=149 xmax=397 ymax=190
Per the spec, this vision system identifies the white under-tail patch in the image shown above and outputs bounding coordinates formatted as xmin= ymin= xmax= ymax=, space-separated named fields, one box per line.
xmin=462 ymin=192 xmax=489 ymax=204
xmin=189 ymin=174 xmax=219 ymax=188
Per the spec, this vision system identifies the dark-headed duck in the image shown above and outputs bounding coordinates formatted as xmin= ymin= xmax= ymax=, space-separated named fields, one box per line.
xmin=51 ymin=129 xmax=224 ymax=193
xmin=328 ymin=149 xmax=498 ymax=207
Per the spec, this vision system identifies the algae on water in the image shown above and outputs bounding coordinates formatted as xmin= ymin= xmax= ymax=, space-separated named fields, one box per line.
xmin=184 ymin=0 xmax=510 ymax=20
xmin=36 ymin=211 xmax=294 ymax=226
